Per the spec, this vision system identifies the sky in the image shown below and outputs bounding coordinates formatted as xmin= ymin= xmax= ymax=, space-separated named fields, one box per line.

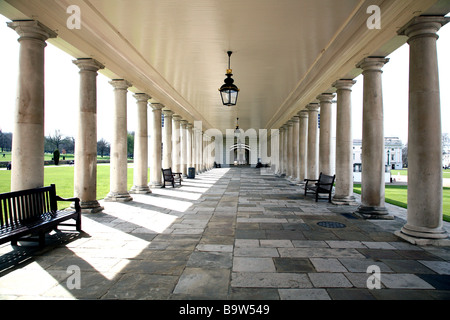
xmin=1 ymin=14 xmax=450 ymax=145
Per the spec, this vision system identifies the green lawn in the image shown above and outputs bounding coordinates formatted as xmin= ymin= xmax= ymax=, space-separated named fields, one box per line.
xmin=353 ymin=184 xmax=450 ymax=222
xmin=0 ymin=151 xmax=110 ymax=163
xmin=392 ymin=169 xmax=450 ymax=179
xmin=0 ymin=164 xmax=141 ymax=209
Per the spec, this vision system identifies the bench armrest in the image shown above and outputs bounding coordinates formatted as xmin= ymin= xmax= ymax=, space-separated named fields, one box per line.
xmin=55 ymin=196 xmax=81 ymax=212
xmin=304 ymin=178 xmax=319 ymax=188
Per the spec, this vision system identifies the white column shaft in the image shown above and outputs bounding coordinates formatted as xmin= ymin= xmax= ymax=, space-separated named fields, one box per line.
xmin=73 ymin=58 xmax=104 ymax=211
xmin=150 ymin=104 xmax=163 ymax=186
xmin=8 ymin=20 xmax=56 ymax=191
xmin=162 ymin=110 xmax=173 ymax=169
xmin=356 ymin=58 xmax=392 ymax=219
xmin=298 ymin=110 xmax=309 ymax=182
xmin=131 ymin=93 xmax=151 ymax=193
xmin=106 ymin=79 xmax=132 ymax=201
xmin=332 ymin=79 xmax=356 ymax=204
xmin=397 ymin=16 xmax=450 ymax=242
xmin=317 ymin=94 xmax=335 ymax=176
xmin=307 ymin=104 xmax=320 ymax=180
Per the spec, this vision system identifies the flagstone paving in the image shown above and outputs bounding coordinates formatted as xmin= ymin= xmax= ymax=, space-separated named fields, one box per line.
xmin=1 ymin=167 xmax=450 ymax=300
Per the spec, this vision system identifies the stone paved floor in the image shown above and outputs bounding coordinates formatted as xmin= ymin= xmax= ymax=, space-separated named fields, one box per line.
xmin=1 ymin=167 xmax=450 ymax=300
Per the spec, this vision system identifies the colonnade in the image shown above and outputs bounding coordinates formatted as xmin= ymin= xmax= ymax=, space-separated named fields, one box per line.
xmin=7 ymin=20 xmax=214 ymax=212
xmin=7 ymin=16 xmax=450 ymax=244
xmin=274 ymin=16 xmax=449 ymax=244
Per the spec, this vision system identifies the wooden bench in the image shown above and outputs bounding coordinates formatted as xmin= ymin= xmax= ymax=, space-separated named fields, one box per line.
xmin=161 ymin=168 xmax=182 ymax=188
xmin=304 ymin=172 xmax=336 ymax=202
xmin=0 ymin=184 xmax=81 ymax=248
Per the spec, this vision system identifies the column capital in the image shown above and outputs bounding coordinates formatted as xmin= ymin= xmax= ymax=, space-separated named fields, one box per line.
xmin=398 ymin=16 xmax=450 ymax=40
xmin=291 ymin=115 xmax=300 ymax=123
xmin=162 ymin=109 xmax=174 ymax=117
xmin=356 ymin=57 xmax=389 ymax=72
xmin=7 ymin=20 xmax=57 ymax=41
xmin=180 ymin=120 xmax=189 ymax=128
xmin=109 ymin=79 xmax=132 ymax=90
xmin=150 ymin=103 xmax=164 ymax=111
xmin=297 ymin=109 xmax=309 ymax=118
xmin=173 ymin=114 xmax=182 ymax=122
xmin=316 ymin=93 xmax=335 ymax=103
xmin=73 ymin=58 xmax=105 ymax=72
xmin=333 ymin=79 xmax=356 ymax=91
xmin=133 ymin=93 xmax=151 ymax=102
xmin=306 ymin=103 xmax=320 ymax=112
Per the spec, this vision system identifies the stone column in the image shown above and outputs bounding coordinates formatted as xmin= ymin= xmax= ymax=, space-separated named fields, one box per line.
xmin=317 ymin=93 xmax=335 ymax=176
xmin=8 ymin=20 xmax=56 ymax=191
xmin=306 ymin=103 xmax=320 ymax=180
xmin=298 ymin=110 xmax=309 ymax=182
xmin=292 ymin=116 xmax=300 ymax=181
xmin=172 ymin=115 xmax=182 ymax=173
xmin=186 ymin=123 xmax=193 ymax=170
xmin=278 ymin=126 xmax=285 ymax=176
xmin=286 ymin=120 xmax=294 ymax=178
xmin=274 ymin=129 xmax=281 ymax=174
xmin=332 ymin=79 xmax=356 ymax=205
xmin=283 ymin=124 xmax=288 ymax=177
xmin=193 ymin=126 xmax=199 ymax=172
xmin=203 ymin=134 xmax=209 ymax=171
xmin=73 ymin=58 xmax=105 ymax=212
xmin=396 ymin=16 xmax=450 ymax=244
xmin=162 ymin=109 xmax=173 ymax=169
xmin=130 ymin=93 xmax=151 ymax=194
xmin=201 ymin=131 xmax=206 ymax=172
xmin=180 ymin=120 xmax=188 ymax=176
xmin=105 ymin=79 xmax=132 ymax=202
xmin=198 ymin=128 xmax=203 ymax=172
xmin=149 ymin=103 xmax=163 ymax=187
xmin=355 ymin=57 xmax=392 ymax=219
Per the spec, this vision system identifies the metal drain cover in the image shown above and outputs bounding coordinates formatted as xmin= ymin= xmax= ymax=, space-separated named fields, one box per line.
xmin=317 ymin=221 xmax=346 ymax=228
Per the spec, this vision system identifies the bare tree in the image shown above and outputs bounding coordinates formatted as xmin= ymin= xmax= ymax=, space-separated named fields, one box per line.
xmin=46 ymin=130 xmax=64 ymax=151
xmin=97 ymin=138 xmax=110 ymax=157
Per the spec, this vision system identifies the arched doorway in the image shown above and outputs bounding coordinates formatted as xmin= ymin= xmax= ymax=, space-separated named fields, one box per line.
xmin=229 ymin=142 xmax=251 ymax=165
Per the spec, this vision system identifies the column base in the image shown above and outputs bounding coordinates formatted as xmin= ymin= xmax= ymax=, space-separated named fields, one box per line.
xmin=332 ymin=195 xmax=358 ymax=205
xmin=395 ymin=227 xmax=450 ymax=246
xmin=149 ymin=182 xmax=162 ymax=188
xmin=71 ymin=200 xmax=104 ymax=213
xmin=104 ymin=191 xmax=133 ymax=202
xmin=130 ymin=185 xmax=152 ymax=194
xmin=354 ymin=205 xmax=393 ymax=220
xmin=395 ymin=223 xmax=450 ymax=246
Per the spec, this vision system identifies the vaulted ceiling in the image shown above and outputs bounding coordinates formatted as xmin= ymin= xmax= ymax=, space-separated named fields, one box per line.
xmin=1 ymin=0 xmax=449 ymax=132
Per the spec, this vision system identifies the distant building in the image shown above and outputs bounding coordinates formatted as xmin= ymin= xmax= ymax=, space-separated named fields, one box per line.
xmin=384 ymin=137 xmax=403 ymax=170
xmin=352 ymin=137 xmax=403 ymax=182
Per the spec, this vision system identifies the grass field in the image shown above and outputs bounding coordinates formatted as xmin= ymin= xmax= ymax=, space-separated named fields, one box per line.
xmin=0 ymin=151 xmax=110 ymax=162
xmin=353 ymin=184 xmax=450 ymax=222
xmin=0 ymin=164 xmax=138 ymax=209
xmin=392 ymin=169 xmax=450 ymax=179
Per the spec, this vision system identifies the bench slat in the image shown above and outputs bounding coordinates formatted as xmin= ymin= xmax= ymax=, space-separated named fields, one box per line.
xmin=0 ymin=184 xmax=81 ymax=247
